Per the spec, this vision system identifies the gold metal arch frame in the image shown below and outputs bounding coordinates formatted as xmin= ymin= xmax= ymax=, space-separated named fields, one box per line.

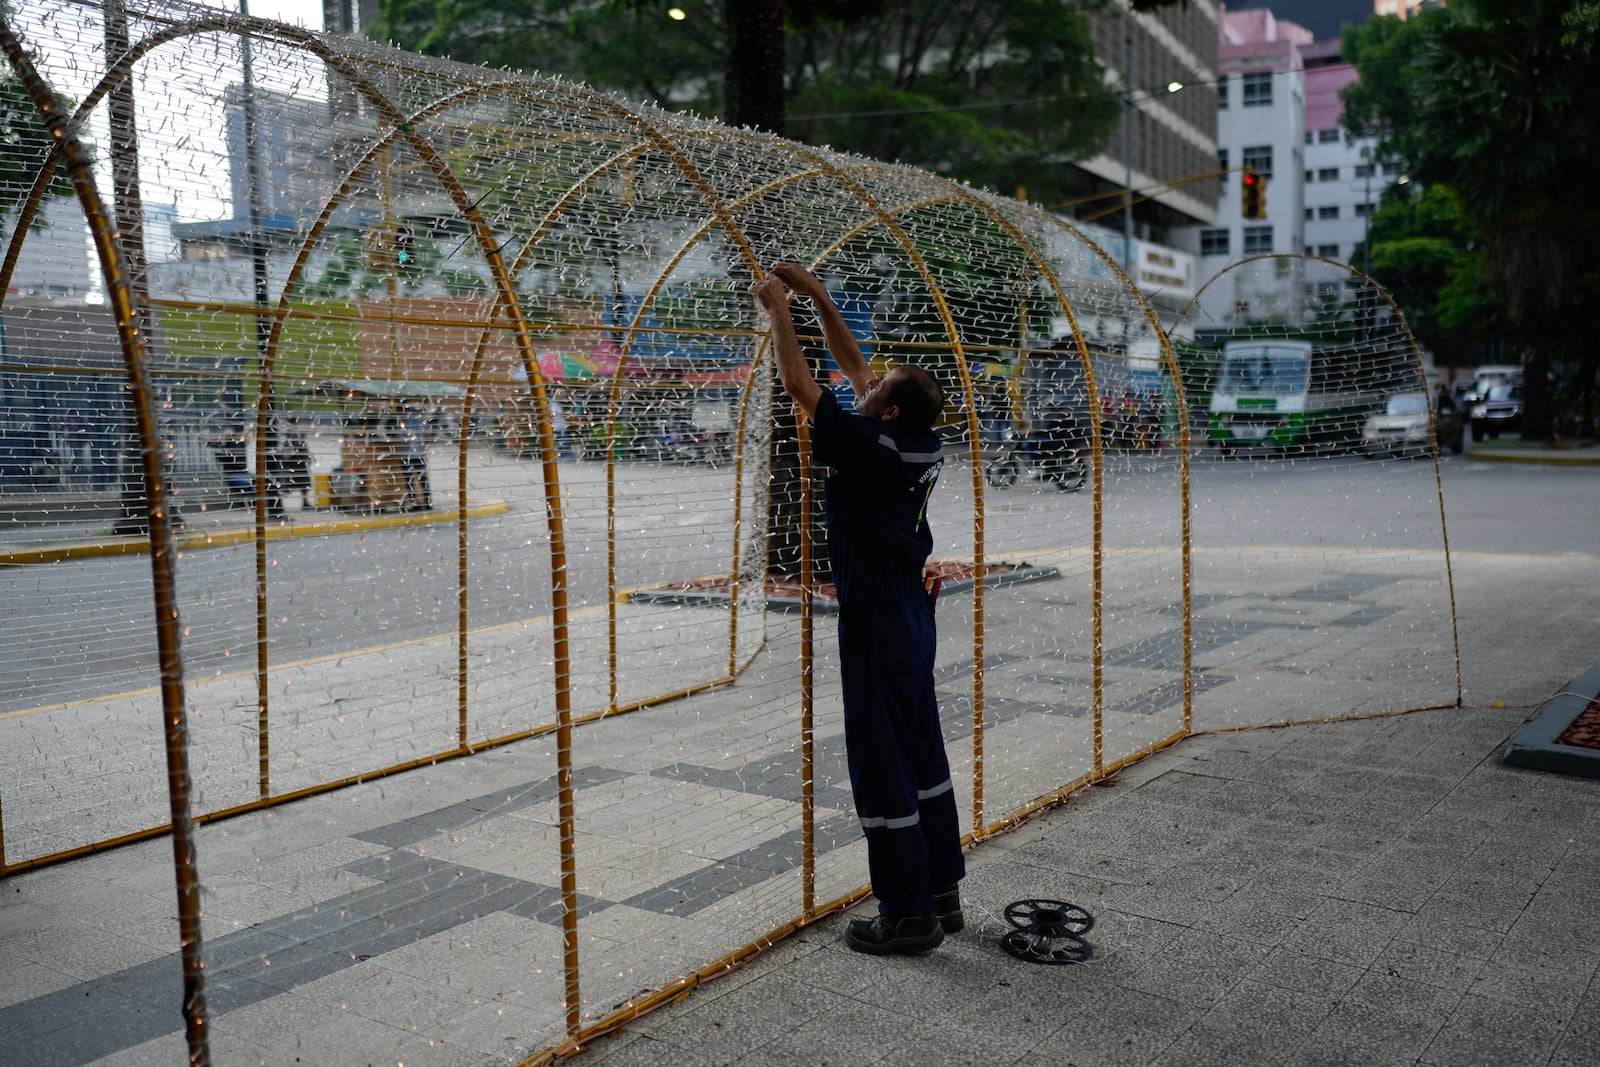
xmin=0 ymin=4 xmax=1461 ymax=1063
xmin=1171 ymin=252 xmax=1463 ymax=729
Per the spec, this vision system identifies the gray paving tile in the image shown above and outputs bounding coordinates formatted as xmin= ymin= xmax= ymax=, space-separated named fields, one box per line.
xmin=1198 ymin=896 xmax=1305 ymax=946
xmin=1421 ymin=991 xmax=1569 ymax=1067
xmin=1130 ymin=769 xmax=1231 ymax=805
xmin=742 ymin=994 xmax=900 ymax=1066
xmin=1283 ymin=1031 xmax=1418 ymax=1067
xmin=1093 ymin=882 xmax=1221 ymax=926
xmin=1331 ymin=874 xmax=1435 ymax=912
xmin=1149 ymin=1019 xmax=1299 ymax=1067
xmin=1544 ymin=1010 xmax=1600 ymax=1067
xmin=1023 ymin=987 xmax=1204 ymax=1067
xmin=1414 ymin=890 xmax=1531 ymax=935
xmin=1122 ymin=953 xmax=1252 ymax=1010
xmin=1277 ymin=899 xmax=1418 ymax=969
xmin=0 ymin=982 xmax=178 ymax=1067
xmin=1247 ymin=947 xmax=1366 ymax=997
xmin=879 ymin=1022 xmax=1039 ymax=1067
xmin=279 ymin=1008 xmax=486 ymax=1067
xmin=632 ymin=972 xmax=851 ymax=1061
xmin=1225 ymin=883 xmax=1328 ymax=921
xmin=563 ymin=1030 xmax=674 ymax=1066
xmin=1467 ymin=958 xmax=1595 ymax=1017
xmin=1374 ymin=941 xmax=1487 ymax=992
xmin=1305 ymin=995 xmax=1452 ymax=1062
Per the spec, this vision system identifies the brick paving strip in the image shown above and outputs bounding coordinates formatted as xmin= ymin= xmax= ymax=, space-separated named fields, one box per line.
xmin=1556 ymin=698 xmax=1600 ymax=749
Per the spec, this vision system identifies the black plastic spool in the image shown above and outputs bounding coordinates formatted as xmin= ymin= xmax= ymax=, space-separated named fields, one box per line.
xmin=1000 ymin=898 xmax=1095 ymax=965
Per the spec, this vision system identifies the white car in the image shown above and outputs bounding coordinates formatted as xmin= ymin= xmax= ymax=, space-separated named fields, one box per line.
xmin=1362 ymin=392 xmax=1464 ymax=457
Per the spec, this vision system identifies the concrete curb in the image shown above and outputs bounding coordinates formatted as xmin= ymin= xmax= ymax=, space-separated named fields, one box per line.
xmin=0 ymin=499 xmax=510 ymax=566
xmin=1468 ymin=447 xmax=1600 ymax=466
xmin=624 ymin=562 xmax=1062 ymax=615
xmin=1502 ymin=663 xmax=1600 ymax=778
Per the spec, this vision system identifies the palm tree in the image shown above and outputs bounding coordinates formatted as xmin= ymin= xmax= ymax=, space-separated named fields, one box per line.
xmin=1345 ymin=0 xmax=1600 ymax=439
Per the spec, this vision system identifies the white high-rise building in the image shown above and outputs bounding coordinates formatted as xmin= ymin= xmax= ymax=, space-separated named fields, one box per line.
xmin=1375 ymin=0 xmax=1446 ymax=18
xmin=1176 ymin=7 xmax=1309 ymax=327
xmin=1299 ymin=38 xmax=1386 ymax=317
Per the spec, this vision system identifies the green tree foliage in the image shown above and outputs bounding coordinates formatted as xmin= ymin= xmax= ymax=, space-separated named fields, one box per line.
xmin=785 ymin=0 xmax=1118 ymax=204
xmin=369 ymin=1 xmax=1122 ymax=200
xmin=1 ymin=72 xmax=79 ymax=217
xmin=1342 ymin=0 xmax=1600 ymax=438
xmin=1365 ymin=183 xmax=1508 ymax=370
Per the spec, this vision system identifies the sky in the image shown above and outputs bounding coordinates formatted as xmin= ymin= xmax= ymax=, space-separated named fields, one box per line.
xmin=232 ymin=0 xmax=326 ymax=28
xmin=1228 ymin=1 xmax=1377 ymax=42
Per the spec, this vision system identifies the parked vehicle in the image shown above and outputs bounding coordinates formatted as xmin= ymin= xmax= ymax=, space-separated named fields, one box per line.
xmin=1207 ymin=339 xmax=1397 ymax=454
xmin=1361 ymin=392 xmax=1463 ymax=457
xmin=1470 ymin=384 xmax=1523 ymax=440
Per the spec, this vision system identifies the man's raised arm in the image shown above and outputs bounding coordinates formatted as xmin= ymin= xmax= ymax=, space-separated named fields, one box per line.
xmin=755 ymin=274 xmax=821 ymax=418
xmin=771 ymin=262 xmax=876 ymax=398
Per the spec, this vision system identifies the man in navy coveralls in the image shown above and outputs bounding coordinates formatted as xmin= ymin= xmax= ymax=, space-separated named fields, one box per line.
xmin=755 ymin=263 xmax=965 ymax=956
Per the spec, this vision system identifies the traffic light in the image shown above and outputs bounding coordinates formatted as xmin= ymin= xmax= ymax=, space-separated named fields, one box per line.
xmin=1241 ymin=167 xmax=1267 ymax=220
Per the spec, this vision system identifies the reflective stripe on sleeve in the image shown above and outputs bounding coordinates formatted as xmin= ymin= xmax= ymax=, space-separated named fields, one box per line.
xmin=876 ymin=434 xmax=943 ymax=465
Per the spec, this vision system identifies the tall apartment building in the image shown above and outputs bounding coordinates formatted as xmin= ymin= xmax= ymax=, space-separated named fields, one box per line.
xmin=1173 ymin=7 xmax=1308 ymax=326
xmin=1375 ymin=0 xmax=1446 ymax=18
xmin=1171 ymin=6 xmax=1413 ymax=330
xmin=1300 ymin=37 xmax=1390 ymax=315
xmin=1080 ymin=3 xmax=1221 ymax=251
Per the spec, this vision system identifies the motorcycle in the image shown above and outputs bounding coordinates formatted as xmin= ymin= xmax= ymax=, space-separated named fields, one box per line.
xmin=659 ymin=422 xmax=733 ymax=466
xmin=983 ymin=421 xmax=1087 ymax=492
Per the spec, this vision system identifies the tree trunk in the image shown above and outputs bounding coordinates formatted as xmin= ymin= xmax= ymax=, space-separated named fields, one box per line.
xmin=722 ymin=0 xmax=829 ymax=580
xmin=724 ymin=0 xmax=785 ymax=136
xmin=1521 ymin=346 xmax=1554 ymax=441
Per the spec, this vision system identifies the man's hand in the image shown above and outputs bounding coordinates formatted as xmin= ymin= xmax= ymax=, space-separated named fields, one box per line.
xmin=758 ymin=269 xmax=821 ymax=417
xmin=771 ymin=262 xmax=826 ymax=302
xmin=771 ymin=262 xmax=871 ymax=394
xmin=753 ymin=274 xmax=790 ymax=315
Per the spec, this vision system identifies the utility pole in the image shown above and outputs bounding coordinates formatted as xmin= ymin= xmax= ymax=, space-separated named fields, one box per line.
xmin=1123 ymin=34 xmax=1135 ymax=274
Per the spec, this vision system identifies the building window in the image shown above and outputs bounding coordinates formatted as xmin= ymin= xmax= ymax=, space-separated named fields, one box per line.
xmin=1241 ymin=71 xmax=1273 ymax=107
xmin=1354 ymin=163 xmax=1374 ymax=178
xmin=1318 ymin=129 xmax=1340 ymax=144
xmin=1318 ymin=167 xmax=1339 ymax=181
xmin=1243 ymin=226 xmax=1273 ymax=254
xmin=1218 ymin=76 xmax=1228 ymax=109
xmin=1318 ymin=205 xmax=1340 ymax=220
xmin=1316 ymin=244 xmax=1340 ymax=258
xmin=1304 ymin=207 xmax=1315 ymax=220
xmin=1200 ymin=228 xmax=1230 ymax=255
xmin=1241 ymin=145 xmax=1273 ymax=179
xmin=1218 ymin=148 xmax=1229 ymax=173
xmin=1304 ymin=131 xmax=1314 ymax=145
xmin=1304 ymin=169 xmax=1314 ymax=183
xmin=1355 ymin=202 xmax=1375 ymax=217
xmin=1383 ymin=162 xmax=1402 ymax=175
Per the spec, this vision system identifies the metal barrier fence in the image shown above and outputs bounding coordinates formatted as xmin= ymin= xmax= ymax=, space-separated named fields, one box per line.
xmin=0 ymin=4 xmax=1461 ymax=1063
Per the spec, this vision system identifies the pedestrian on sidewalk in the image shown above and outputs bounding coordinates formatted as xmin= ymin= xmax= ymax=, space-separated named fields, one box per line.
xmin=399 ymin=410 xmax=432 ymax=511
xmin=755 ymin=262 xmax=965 ymax=956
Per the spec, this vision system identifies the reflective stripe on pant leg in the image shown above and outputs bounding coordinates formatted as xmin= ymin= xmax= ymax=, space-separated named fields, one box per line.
xmin=839 ymin=614 xmax=934 ymax=916
xmin=912 ymin=683 xmax=965 ymax=892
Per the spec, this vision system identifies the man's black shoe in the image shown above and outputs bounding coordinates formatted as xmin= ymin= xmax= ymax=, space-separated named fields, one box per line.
xmin=844 ymin=913 xmax=944 ymax=956
xmin=934 ymin=885 xmax=964 ymax=933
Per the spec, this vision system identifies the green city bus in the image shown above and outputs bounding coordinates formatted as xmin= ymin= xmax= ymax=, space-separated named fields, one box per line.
xmin=1207 ymin=338 xmax=1396 ymax=454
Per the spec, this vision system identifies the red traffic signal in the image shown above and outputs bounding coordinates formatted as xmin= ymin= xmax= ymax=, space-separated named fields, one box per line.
xmin=1241 ymin=168 xmax=1267 ymax=220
